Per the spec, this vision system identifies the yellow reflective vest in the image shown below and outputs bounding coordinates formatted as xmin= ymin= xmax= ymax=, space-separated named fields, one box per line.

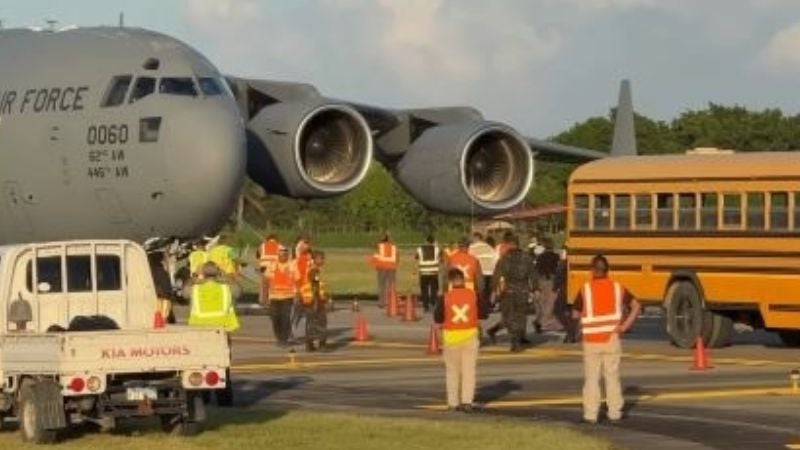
xmin=188 ymin=280 xmax=240 ymax=332
xmin=209 ymin=244 xmax=237 ymax=275
xmin=188 ymin=250 xmax=209 ymax=275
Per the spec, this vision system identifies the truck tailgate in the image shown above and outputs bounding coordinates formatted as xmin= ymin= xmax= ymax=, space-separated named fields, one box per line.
xmin=61 ymin=327 xmax=230 ymax=374
xmin=0 ymin=327 xmax=230 ymax=375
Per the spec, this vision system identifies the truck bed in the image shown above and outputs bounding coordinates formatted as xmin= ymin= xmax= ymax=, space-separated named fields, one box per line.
xmin=0 ymin=327 xmax=229 ymax=375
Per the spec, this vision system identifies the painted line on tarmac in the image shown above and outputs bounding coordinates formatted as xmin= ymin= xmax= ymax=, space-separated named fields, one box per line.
xmin=418 ymin=386 xmax=797 ymax=410
xmin=232 ymin=351 xmax=567 ymax=373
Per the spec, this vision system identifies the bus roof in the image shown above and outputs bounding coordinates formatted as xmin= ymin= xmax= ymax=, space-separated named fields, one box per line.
xmin=570 ymin=152 xmax=800 ymax=183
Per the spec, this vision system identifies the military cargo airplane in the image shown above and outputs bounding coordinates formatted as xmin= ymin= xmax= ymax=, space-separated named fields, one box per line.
xmin=0 ymin=26 xmax=635 ymax=245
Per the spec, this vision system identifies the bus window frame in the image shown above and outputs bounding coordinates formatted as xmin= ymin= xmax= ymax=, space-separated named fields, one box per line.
xmin=721 ymin=192 xmax=743 ymax=230
xmin=613 ymin=193 xmax=632 ymax=231
xmin=633 ymin=193 xmax=654 ymax=231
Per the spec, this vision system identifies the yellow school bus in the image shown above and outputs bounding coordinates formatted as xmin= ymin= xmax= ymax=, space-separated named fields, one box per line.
xmin=566 ymin=151 xmax=800 ymax=348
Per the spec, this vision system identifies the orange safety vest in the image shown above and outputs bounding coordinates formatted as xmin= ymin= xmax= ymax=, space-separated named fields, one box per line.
xmin=372 ymin=242 xmax=397 ymax=270
xmin=269 ymin=262 xmax=297 ymax=300
xmin=443 ymin=288 xmax=479 ymax=331
xmin=580 ymin=278 xmax=624 ymax=344
xmin=296 ymin=252 xmax=311 ymax=288
xmin=447 ymin=251 xmax=479 ymax=291
xmin=259 ymin=239 xmax=280 ymax=270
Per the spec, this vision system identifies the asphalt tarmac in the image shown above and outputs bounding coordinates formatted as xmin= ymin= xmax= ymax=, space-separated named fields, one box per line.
xmin=203 ymin=303 xmax=800 ymax=450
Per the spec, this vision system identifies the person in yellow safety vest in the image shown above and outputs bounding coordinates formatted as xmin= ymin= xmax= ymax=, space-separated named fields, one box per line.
xmin=188 ymin=242 xmax=209 ymax=278
xmin=300 ymin=251 xmax=328 ymax=352
xmin=267 ymin=246 xmax=299 ymax=346
xmin=185 ymin=261 xmax=241 ymax=332
xmin=571 ymin=255 xmax=641 ymax=424
xmin=208 ymin=238 xmax=238 ymax=276
xmin=370 ymin=233 xmax=397 ymax=309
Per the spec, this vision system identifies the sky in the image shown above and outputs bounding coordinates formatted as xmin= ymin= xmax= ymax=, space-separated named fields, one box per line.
xmin=3 ymin=0 xmax=800 ymax=137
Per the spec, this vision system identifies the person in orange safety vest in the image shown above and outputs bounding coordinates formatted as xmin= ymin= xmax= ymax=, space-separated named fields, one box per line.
xmin=370 ymin=233 xmax=397 ymax=308
xmin=267 ymin=246 xmax=299 ymax=346
xmin=434 ymin=268 xmax=486 ymax=412
xmin=572 ymin=254 xmax=641 ymax=424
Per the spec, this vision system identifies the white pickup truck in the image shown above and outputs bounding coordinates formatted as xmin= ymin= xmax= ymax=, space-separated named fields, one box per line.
xmin=0 ymin=240 xmax=231 ymax=443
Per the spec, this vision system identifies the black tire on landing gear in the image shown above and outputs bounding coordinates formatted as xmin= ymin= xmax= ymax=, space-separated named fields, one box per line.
xmin=18 ymin=383 xmax=59 ymax=444
xmin=665 ymin=281 xmax=705 ymax=349
xmin=778 ymin=329 xmax=800 ymax=347
xmin=707 ymin=313 xmax=734 ymax=348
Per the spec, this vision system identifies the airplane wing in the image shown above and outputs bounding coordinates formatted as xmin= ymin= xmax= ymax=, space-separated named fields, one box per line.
xmin=227 ymin=77 xmax=635 ymax=215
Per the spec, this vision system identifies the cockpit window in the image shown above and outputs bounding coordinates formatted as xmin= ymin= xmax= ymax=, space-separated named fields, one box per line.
xmin=159 ymin=78 xmax=198 ymax=97
xmin=102 ymin=75 xmax=132 ymax=108
xmin=198 ymin=77 xmax=224 ymax=96
xmin=130 ymin=77 xmax=156 ymax=103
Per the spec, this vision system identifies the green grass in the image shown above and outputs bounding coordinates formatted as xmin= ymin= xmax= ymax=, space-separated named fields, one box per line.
xmin=1 ymin=409 xmax=613 ymax=450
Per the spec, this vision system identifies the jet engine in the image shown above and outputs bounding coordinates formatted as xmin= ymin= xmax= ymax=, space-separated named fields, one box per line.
xmin=394 ymin=122 xmax=533 ymax=215
xmin=245 ymin=99 xmax=373 ymax=197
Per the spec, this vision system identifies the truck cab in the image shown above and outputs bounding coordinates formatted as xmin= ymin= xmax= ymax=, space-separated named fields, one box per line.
xmin=0 ymin=240 xmax=231 ymax=443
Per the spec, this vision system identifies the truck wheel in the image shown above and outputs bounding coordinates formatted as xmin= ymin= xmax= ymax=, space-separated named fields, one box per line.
xmin=216 ymin=371 xmax=234 ymax=407
xmin=18 ymin=384 xmax=58 ymax=444
xmin=778 ymin=330 xmax=800 ymax=347
xmin=665 ymin=281 xmax=705 ymax=349
xmin=707 ymin=313 xmax=734 ymax=348
xmin=160 ymin=394 xmax=204 ymax=436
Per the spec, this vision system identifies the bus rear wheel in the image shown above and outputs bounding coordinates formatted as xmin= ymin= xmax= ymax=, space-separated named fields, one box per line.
xmin=665 ymin=281 xmax=705 ymax=348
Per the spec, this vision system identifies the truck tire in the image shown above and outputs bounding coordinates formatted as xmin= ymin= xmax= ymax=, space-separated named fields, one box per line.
xmin=707 ymin=313 xmax=734 ymax=348
xmin=18 ymin=384 xmax=59 ymax=444
xmin=160 ymin=393 xmax=204 ymax=436
xmin=216 ymin=370 xmax=234 ymax=407
xmin=665 ymin=281 xmax=706 ymax=348
xmin=778 ymin=329 xmax=800 ymax=347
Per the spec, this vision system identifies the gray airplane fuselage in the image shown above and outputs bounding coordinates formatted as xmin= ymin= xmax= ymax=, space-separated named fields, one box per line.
xmin=0 ymin=27 xmax=245 ymax=244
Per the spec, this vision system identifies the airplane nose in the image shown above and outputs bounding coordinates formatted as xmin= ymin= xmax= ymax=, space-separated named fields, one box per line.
xmin=164 ymin=101 xmax=246 ymax=236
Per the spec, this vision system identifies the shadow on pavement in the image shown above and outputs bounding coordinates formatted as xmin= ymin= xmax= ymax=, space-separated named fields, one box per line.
xmin=233 ymin=376 xmax=314 ymax=408
xmin=476 ymin=379 xmax=524 ymax=403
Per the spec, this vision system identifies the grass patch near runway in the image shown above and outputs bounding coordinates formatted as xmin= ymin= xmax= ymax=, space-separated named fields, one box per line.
xmin=0 ymin=408 xmax=612 ymax=450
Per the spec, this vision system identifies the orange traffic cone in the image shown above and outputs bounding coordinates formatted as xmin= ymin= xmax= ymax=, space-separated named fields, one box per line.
xmin=427 ymin=324 xmax=441 ymax=355
xmin=354 ymin=314 xmax=370 ymax=342
xmin=690 ymin=336 xmax=713 ymax=371
xmin=388 ymin=283 xmax=399 ymax=317
xmin=403 ymin=293 xmax=418 ymax=322
xmin=153 ymin=310 xmax=165 ymax=329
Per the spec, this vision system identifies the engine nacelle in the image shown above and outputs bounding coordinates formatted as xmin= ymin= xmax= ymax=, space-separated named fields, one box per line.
xmin=394 ymin=122 xmax=533 ymax=215
xmin=246 ymin=98 xmax=373 ymax=198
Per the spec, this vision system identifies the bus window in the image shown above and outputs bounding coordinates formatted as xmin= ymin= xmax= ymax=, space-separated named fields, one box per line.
xmin=593 ymin=194 xmax=611 ymax=230
xmin=771 ymin=192 xmax=789 ymax=230
xmin=722 ymin=194 xmax=742 ymax=228
xmin=614 ymin=194 xmax=631 ymax=230
xmin=678 ymin=193 xmax=696 ymax=230
xmin=634 ymin=194 xmax=652 ymax=229
xmin=793 ymin=193 xmax=800 ymax=231
xmin=130 ymin=77 xmax=156 ymax=103
xmin=701 ymin=193 xmax=718 ymax=230
xmin=573 ymin=194 xmax=589 ymax=230
xmin=656 ymin=193 xmax=674 ymax=230
xmin=747 ymin=193 xmax=765 ymax=230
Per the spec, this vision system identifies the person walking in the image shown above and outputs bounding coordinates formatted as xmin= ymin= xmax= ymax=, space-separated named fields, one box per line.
xmin=267 ymin=246 xmax=299 ymax=346
xmin=371 ymin=233 xmax=398 ymax=308
xmin=468 ymin=232 xmax=497 ymax=322
xmin=573 ymin=255 xmax=641 ymax=424
xmin=300 ymin=251 xmax=329 ymax=352
xmin=489 ymin=235 xmax=537 ymax=352
xmin=257 ymin=234 xmax=281 ymax=303
xmin=532 ymin=238 xmax=563 ymax=334
xmin=447 ymin=238 xmax=482 ymax=293
xmin=435 ymin=268 xmax=485 ymax=412
xmin=414 ymin=235 xmax=441 ymax=312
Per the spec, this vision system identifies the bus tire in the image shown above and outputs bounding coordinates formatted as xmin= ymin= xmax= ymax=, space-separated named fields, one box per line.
xmin=665 ymin=281 xmax=705 ymax=349
xmin=707 ymin=313 xmax=734 ymax=348
xmin=778 ymin=330 xmax=800 ymax=347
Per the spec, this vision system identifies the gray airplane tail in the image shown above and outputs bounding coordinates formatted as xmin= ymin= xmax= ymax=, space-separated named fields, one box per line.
xmin=611 ymin=79 xmax=637 ymax=156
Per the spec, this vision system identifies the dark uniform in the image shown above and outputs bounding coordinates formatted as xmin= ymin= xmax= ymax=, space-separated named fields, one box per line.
xmin=492 ymin=248 xmax=537 ymax=351
xmin=304 ymin=266 xmax=328 ymax=350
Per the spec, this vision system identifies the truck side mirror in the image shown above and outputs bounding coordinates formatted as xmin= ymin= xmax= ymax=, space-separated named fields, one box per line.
xmin=9 ymin=292 xmax=33 ymax=331
xmin=37 ymin=282 xmax=51 ymax=293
